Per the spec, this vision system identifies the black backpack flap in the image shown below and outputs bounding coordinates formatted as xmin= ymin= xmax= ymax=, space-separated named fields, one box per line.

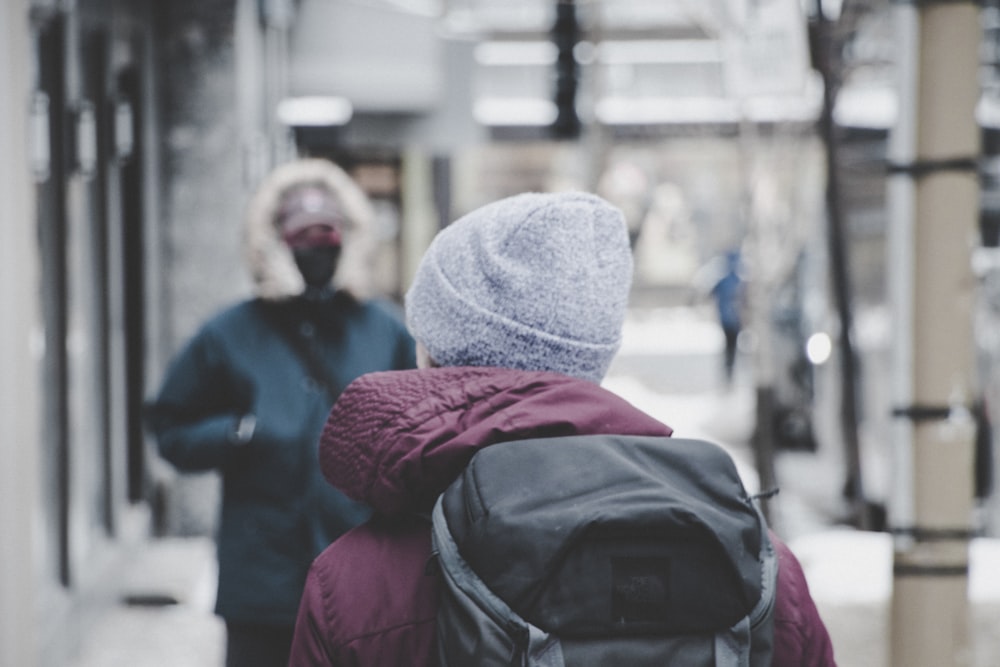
xmin=439 ymin=435 xmax=765 ymax=638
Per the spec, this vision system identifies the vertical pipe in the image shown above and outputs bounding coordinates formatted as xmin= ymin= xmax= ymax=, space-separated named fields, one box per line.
xmin=888 ymin=4 xmax=981 ymax=666
xmin=813 ymin=0 xmax=869 ymax=529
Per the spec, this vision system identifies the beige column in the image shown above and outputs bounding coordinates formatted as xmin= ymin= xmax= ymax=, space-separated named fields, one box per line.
xmin=400 ymin=148 xmax=441 ymax=293
xmin=888 ymin=4 xmax=981 ymax=666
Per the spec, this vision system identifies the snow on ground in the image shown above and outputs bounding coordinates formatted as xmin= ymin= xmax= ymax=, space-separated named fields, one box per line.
xmin=791 ymin=530 xmax=1000 ymax=605
xmin=617 ymin=306 xmax=724 ymax=357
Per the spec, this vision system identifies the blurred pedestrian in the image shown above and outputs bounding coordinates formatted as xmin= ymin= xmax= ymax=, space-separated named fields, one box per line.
xmin=288 ymin=192 xmax=835 ymax=666
xmin=146 ymin=158 xmax=416 ymax=667
xmin=694 ymin=248 xmax=745 ymax=384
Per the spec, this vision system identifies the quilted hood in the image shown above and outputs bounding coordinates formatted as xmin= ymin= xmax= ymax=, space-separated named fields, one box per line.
xmin=319 ymin=367 xmax=673 ymax=516
xmin=243 ymin=158 xmax=378 ymax=301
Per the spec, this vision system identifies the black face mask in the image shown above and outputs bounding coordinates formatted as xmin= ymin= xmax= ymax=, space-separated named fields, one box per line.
xmin=293 ymin=246 xmax=341 ymax=290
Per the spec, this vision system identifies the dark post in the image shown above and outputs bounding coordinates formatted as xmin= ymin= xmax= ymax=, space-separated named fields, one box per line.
xmin=811 ymin=0 xmax=869 ymax=529
xmin=550 ymin=0 xmax=581 ymax=140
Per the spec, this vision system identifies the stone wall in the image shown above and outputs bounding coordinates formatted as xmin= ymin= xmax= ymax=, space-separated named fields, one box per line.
xmin=154 ymin=0 xmax=244 ymax=536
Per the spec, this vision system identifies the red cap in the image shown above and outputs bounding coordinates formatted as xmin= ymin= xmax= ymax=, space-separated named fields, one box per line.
xmin=277 ymin=186 xmax=345 ymax=248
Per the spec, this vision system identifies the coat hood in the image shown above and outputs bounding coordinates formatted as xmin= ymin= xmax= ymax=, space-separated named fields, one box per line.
xmin=319 ymin=367 xmax=673 ymax=516
xmin=244 ymin=158 xmax=378 ymax=301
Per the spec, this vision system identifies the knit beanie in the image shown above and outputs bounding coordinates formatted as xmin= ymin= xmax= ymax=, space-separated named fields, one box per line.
xmin=405 ymin=191 xmax=633 ymax=383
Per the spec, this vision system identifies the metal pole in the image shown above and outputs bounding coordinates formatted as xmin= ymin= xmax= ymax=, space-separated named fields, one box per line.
xmin=887 ymin=3 xmax=980 ymax=666
xmin=813 ymin=0 xmax=869 ymax=529
xmin=550 ymin=0 xmax=582 ymax=141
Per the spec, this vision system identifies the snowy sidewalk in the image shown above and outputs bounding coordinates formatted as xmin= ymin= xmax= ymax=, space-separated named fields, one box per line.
xmin=67 ymin=537 xmax=223 ymax=667
xmin=793 ymin=531 xmax=1000 ymax=667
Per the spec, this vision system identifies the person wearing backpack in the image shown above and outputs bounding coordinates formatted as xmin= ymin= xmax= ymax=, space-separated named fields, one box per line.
xmin=288 ymin=191 xmax=836 ymax=666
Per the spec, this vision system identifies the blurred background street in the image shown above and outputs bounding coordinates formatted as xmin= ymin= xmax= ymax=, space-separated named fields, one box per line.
xmin=4 ymin=0 xmax=1000 ymax=665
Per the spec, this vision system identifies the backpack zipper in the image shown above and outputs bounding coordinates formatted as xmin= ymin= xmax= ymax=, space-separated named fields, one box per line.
xmin=749 ymin=504 xmax=778 ymax=631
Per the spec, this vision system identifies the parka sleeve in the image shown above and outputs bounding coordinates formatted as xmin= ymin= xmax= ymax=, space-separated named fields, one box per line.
xmin=771 ymin=533 xmax=838 ymax=667
xmin=289 ymin=566 xmax=339 ymax=667
xmin=145 ymin=324 xmax=255 ymax=471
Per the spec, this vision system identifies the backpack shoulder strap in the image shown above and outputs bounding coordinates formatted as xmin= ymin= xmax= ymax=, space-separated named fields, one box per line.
xmin=254 ymin=299 xmax=340 ymax=402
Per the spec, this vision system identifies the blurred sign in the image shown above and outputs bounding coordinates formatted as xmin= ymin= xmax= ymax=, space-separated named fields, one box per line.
xmin=75 ymin=100 xmax=97 ymax=178
xmin=30 ymin=91 xmax=50 ymax=183
xmin=723 ymin=0 xmax=810 ymax=98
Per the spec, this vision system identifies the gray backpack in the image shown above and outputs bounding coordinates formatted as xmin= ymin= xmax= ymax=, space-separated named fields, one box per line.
xmin=431 ymin=434 xmax=777 ymax=666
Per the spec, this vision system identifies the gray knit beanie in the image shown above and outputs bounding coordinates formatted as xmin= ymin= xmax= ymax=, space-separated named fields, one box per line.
xmin=405 ymin=191 xmax=633 ymax=383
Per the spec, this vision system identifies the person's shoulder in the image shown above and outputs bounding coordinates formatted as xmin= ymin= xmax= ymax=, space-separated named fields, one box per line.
xmin=307 ymin=516 xmax=438 ymax=649
xmin=199 ymin=298 xmax=268 ymax=330
xmin=174 ymin=299 xmax=257 ymax=346
xmin=353 ymin=297 xmax=410 ymax=334
xmin=315 ymin=514 xmax=431 ymax=573
xmin=360 ymin=296 xmax=405 ymax=319
xmin=770 ymin=532 xmax=838 ymax=666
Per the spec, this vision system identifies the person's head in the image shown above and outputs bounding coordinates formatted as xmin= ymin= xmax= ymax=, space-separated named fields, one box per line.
xmin=244 ymin=158 xmax=377 ymax=301
xmin=405 ymin=191 xmax=633 ymax=383
xmin=276 ymin=185 xmax=345 ymax=290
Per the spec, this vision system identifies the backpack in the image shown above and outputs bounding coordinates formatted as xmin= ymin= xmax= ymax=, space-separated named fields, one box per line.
xmin=431 ymin=434 xmax=777 ymax=666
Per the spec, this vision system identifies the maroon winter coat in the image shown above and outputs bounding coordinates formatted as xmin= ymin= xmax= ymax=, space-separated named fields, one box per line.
xmin=289 ymin=367 xmax=836 ymax=666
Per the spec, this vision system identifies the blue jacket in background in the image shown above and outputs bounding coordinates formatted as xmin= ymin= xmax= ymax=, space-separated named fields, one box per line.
xmin=147 ymin=293 xmax=415 ymax=625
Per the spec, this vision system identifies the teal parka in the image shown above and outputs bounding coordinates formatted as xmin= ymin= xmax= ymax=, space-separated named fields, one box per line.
xmin=146 ymin=159 xmax=416 ymax=625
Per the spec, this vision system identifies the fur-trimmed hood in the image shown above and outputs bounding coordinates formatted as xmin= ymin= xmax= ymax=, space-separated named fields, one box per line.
xmin=244 ymin=158 xmax=378 ymax=301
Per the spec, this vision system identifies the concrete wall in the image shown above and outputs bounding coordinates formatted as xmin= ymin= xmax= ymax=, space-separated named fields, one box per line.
xmin=157 ymin=0 xmax=249 ymax=351
xmin=152 ymin=0 xmax=248 ymax=536
xmin=0 ymin=0 xmax=42 ymax=664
